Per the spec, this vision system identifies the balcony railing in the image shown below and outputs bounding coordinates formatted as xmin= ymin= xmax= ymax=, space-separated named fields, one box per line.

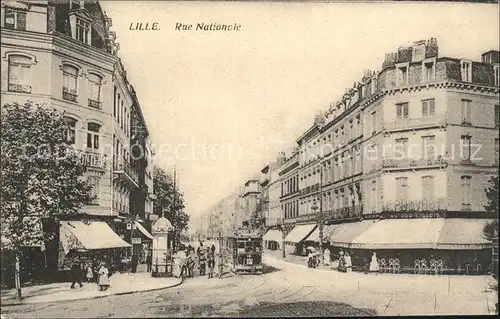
xmin=382 ymin=156 xmax=447 ymax=170
xmin=113 ymin=160 xmax=139 ymax=187
xmin=8 ymin=83 xmax=31 ymax=93
xmin=88 ymin=99 xmax=102 ymax=109
xmin=62 ymin=88 xmax=78 ymax=102
xmin=81 ymin=150 xmax=106 ymax=170
xmin=384 ymin=115 xmax=447 ymax=132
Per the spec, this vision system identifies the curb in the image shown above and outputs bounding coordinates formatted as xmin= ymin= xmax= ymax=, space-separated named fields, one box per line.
xmin=0 ymin=277 xmax=184 ymax=307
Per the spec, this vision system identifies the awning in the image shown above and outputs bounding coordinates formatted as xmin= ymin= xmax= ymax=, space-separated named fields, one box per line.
xmin=60 ymin=221 xmax=131 ymax=252
xmin=135 ymin=221 xmax=153 ymax=240
xmin=329 ymin=220 xmax=377 ymax=248
xmin=303 ymin=224 xmax=338 ymax=242
xmin=436 ymin=218 xmax=493 ymax=250
xmin=284 ymin=224 xmax=317 ymax=243
xmin=349 ymin=218 xmax=445 ymax=249
xmin=263 ymin=229 xmax=282 ymax=242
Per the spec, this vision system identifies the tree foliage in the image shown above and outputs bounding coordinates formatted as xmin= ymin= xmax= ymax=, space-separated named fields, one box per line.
xmin=0 ymin=102 xmax=93 ymax=252
xmin=153 ymin=166 xmax=189 ymax=233
xmin=248 ymin=200 xmax=266 ymax=236
xmin=483 ymin=175 xmax=499 ymax=241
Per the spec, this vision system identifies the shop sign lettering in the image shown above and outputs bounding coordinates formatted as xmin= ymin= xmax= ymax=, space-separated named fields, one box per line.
xmin=382 ymin=199 xmax=447 ymax=213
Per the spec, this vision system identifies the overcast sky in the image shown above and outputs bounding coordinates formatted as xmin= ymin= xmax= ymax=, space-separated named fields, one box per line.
xmin=99 ymin=1 xmax=498 ymax=221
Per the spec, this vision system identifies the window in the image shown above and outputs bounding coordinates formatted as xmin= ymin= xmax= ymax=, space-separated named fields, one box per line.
xmin=64 ymin=117 xmax=77 ymax=145
xmin=396 ymin=102 xmax=409 ymax=119
xmin=4 ymin=9 xmax=26 ymax=30
xmin=370 ymin=180 xmax=377 ymax=213
xmin=422 ymin=136 xmax=436 ymax=160
xmin=87 ymin=123 xmax=101 ymax=150
xmin=88 ymin=73 xmax=102 ymax=108
xmin=460 ymin=135 xmax=472 ymax=161
xmin=76 ymin=19 xmax=90 ymax=44
xmin=371 ymin=111 xmax=376 ymax=135
xmin=461 ymin=99 xmax=471 ymax=124
xmin=8 ymin=55 xmax=32 ymax=93
xmin=460 ymin=60 xmax=472 ymax=82
xmin=88 ymin=176 xmax=100 ymax=204
xmin=397 ymin=65 xmax=408 ymax=86
xmin=422 ymin=99 xmax=435 ymax=116
xmin=495 ymin=138 xmax=499 ymax=165
xmin=422 ymin=176 xmax=435 ymax=201
xmin=396 ymin=177 xmax=409 ymax=202
xmin=494 ymin=65 xmax=499 ymax=87
xmin=460 ymin=176 xmax=471 ymax=209
xmin=113 ymin=87 xmax=117 ymax=118
xmin=395 ymin=138 xmax=408 ymax=158
xmin=62 ymin=64 xmax=78 ymax=101
xmin=423 ymin=61 xmax=435 ymax=82
xmin=495 ymin=105 xmax=499 ymax=128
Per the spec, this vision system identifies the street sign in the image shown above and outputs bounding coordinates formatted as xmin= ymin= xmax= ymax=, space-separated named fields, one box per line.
xmin=132 ymin=238 xmax=142 ymax=244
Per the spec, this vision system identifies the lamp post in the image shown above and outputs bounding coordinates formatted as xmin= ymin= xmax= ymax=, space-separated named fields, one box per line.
xmin=277 ymin=220 xmax=286 ymax=259
xmin=311 ymin=196 xmax=324 ymax=265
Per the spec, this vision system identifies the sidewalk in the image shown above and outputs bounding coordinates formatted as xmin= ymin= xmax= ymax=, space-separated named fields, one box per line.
xmin=1 ymin=272 xmax=182 ymax=306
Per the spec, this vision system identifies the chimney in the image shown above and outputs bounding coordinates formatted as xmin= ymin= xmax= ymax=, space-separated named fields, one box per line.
xmin=411 ymin=40 xmax=427 ymax=62
xmin=398 ymin=46 xmax=413 ymax=63
xmin=425 ymin=37 xmax=439 ymax=58
xmin=382 ymin=52 xmax=398 ymax=69
xmin=481 ymin=50 xmax=500 ymax=64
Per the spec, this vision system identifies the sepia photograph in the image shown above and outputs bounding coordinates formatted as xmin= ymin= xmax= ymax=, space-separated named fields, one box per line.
xmin=0 ymin=0 xmax=499 ymax=317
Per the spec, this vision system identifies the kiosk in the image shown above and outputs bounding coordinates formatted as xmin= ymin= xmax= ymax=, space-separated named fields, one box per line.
xmin=151 ymin=217 xmax=174 ymax=277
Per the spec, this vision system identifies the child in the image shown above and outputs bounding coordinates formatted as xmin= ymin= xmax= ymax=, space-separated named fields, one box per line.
xmin=85 ymin=263 xmax=94 ymax=282
xmin=207 ymin=254 xmax=215 ymax=279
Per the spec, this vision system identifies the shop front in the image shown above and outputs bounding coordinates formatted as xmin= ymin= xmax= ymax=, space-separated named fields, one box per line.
xmin=262 ymin=229 xmax=282 ymax=250
xmin=328 ymin=218 xmax=493 ymax=275
xmin=133 ymin=221 xmax=154 ymax=263
xmin=58 ymin=220 xmax=132 ymax=273
xmin=284 ymin=223 xmax=317 ymax=256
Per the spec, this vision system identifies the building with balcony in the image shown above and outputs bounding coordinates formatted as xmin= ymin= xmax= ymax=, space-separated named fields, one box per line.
xmin=1 ymin=0 xmax=154 ymax=272
xmin=282 ymin=38 xmax=499 ymax=271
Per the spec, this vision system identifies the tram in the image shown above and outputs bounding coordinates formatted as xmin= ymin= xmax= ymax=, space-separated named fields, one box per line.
xmin=220 ymin=233 xmax=263 ymax=274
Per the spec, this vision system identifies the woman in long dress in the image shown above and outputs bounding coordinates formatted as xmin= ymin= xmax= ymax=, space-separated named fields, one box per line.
xmin=345 ymin=252 xmax=353 ymax=272
xmin=369 ymin=252 xmax=380 ymax=272
xmin=323 ymin=248 xmax=331 ymax=267
xmin=98 ymin=262 xmax=110 ymax=291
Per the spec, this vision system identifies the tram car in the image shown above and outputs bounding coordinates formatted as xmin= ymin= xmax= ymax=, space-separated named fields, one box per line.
xmin=220 ymin=233 xmax=263 ymax=274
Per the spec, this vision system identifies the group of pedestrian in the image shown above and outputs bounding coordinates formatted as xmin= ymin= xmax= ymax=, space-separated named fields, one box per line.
xmin=70 ymin=261 xmax=111 ymax=291
xmin=338 ymin=250 xmax=353 ymax=272
xmin=173 ymin=242 xmax=217 ymax=279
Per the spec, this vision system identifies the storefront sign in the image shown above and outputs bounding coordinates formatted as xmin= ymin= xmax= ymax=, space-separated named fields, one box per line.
xmin=132 ymin=237 xmax=142 ymax=244
xmin=382 ymin=199 xmax=447 ymax=213
xmin=380 ymin=211 xmax=445 ymax=219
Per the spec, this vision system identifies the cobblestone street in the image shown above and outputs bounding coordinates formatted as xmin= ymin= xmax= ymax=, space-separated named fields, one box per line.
xmin=1 ymin=252 xmax=495 ymax=318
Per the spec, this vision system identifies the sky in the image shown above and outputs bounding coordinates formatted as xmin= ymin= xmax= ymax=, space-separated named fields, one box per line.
xmin=99 ymin=1 xmax=499 ymax=222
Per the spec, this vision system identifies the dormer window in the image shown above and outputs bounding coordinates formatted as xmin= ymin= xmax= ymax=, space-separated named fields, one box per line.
xmin=396 ymin=63 xmax=409 ymax=86
xmin=460 ymin=60 xmax=472 ymax=82
xmin=3 ymin=9 xmax=26 ymax=31
xmin=76 ymin=19 xmax=90 ymax=44
xmin=422 ymin=59 xmax=436 ymax=82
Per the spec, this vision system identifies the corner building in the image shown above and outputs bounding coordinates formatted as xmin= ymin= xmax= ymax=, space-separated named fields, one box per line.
xmin=0 ymin=0 xmax=155 ymax=277
xmin=282 ymin=38 xmax=499 ymax=274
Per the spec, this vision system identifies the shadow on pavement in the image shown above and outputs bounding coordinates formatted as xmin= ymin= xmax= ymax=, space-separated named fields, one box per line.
xmin=262 ymin=264 xmax=281 ymax=275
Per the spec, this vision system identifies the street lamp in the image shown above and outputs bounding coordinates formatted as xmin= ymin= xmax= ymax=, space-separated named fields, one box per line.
xmin=277 ymin=220 xmax=286 ymax=259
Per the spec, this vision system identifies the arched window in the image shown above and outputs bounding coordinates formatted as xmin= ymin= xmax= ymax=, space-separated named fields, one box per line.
xmin=86 ymin=122 xmax=101 ymax=150
xmin=62 ymin=64 xmax=78 ymax=101
xmin=64 ymin=117 xmax=77 ymax=145
xmin=8 ymin=55 xmax=32 ymax=93
xmin=88 ymin=73 xmax=102 ymax=108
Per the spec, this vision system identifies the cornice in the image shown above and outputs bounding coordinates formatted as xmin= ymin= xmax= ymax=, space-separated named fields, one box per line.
xmin=51 ymin=31 xmax=115 ymax=66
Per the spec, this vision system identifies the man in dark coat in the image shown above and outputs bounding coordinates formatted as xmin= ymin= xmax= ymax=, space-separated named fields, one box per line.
xmin=131 ymin=253 xmax=138 ymax=273
xmin=70 ymin=263 xmax=83 ymax=289
xmin=146 ymin=251 xmax=152 ymax=272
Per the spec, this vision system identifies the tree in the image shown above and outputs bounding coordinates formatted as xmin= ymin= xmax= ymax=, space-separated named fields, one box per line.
xmin=153 ymin=166 xmax=190 ymax=237
xmin=483 ymin=175 xmax=499 ymax=241
xmin=1 ymin=102 xmax=93 ymax=300
xmin=248 ymin=199 xmax=266 ymax=236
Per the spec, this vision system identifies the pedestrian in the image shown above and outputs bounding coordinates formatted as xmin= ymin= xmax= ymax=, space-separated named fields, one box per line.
xmin=338 ymin=250 xmax=346 ymax=272
xmin=199 ymin=248 xmax=206 ymax=276
xmin=98 ymin=262 xmax=110 ymax=291
xmin=207 ymin=254 xmax=215 ymax=279
xmin=70 ymin=262 xmax=83 ymax=289
xmin=369 ymin=252 xmax=380 ymax=273
xmin=345 ymin=252 xmax=352 ymax=272
xmin=323 ymin=248 xmax=331 ymax=267
xmin=85 ymin=262 xmax=94 ymax=283
xmin=131 ymin=253 xmax=138 ymax=273
xmin=146 ymin=251 xmax=152 ymax=273
xmin=187 ymin=253 xmax=195 ymax=278
xmin=210 ymin=244 xmax=216 ymax=257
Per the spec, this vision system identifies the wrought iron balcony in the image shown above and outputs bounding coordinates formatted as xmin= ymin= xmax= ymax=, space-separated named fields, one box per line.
xmin=62 ymin=88 xmax=78 ymax=102
xmin=384 ymin=114 xmax=447 ymax=132
xmin=88 ymin=99 xmax=102 ymax=109
xmin=113 ymin=160 xmax=139 ymax=188
xmin=8 ymin=83 xmax=31 ymax=93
